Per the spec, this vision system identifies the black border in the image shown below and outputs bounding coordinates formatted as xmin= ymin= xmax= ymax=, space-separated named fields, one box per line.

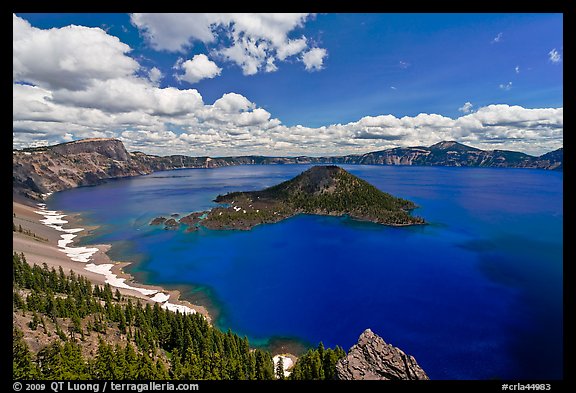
xmin=8 ymin=4 xmax=572 ymax=391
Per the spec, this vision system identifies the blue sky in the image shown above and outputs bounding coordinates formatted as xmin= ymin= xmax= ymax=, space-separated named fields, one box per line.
xmin=13 ymin=13 xmax=563 ymax=156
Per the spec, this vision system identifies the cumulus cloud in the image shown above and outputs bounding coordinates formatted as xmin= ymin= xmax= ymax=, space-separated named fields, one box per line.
xmin=277 ymin=37 xmax=307 ymax=60
xmin=458 ymin=102 xmax=474 ymax=113
xmin=515 ymin=65 xmax=520 ymax=74
xmin=218 ymin=36 xmax=268 ymax=75
xmin=213 ymin=93 xmax=254 ymax=113
xmin=302 ymin=48 xmax=327 ymax=71
xmin=13 ymin=14 xmax=139 ymax=90
xmin=548 ymin=48 xmax=561 ymax=63
xmin=13 ymin=15 xmax=563 ymax=157
xmin=130 ymin=13 xmax=325 ymax=74
xmin=175 ymin=54 xmax=222 ymax=84
xmin=148 ymin=67 xmax=163 ymax=85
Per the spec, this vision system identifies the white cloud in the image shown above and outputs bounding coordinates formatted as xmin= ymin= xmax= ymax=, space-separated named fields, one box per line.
xmin=515 ymin=65 xmax=520 ymax=74
xmin=12 ymin=15 xmax=563 ymax=157
xmin=398 ymin=60 xmax=410 ymax=69
xmin=491 ymin=32 xmax=503 ymax=43
xmin=548 ymin=48 xmax=561 ymax=63
xmin=213 ymin=93 xmax=254 ymax=113
xmin=218 ymin=37 xmax=268 ymax=75
xmin=130 ymin=13 xmax=219 ymax=52
xmin=302 ymin=48 xmax=327 ymax=71
xmin=50 ymin=78 xmax=204 ymax=116
xmin=235 ymin=108 xmax=271 ymax=127
xmin=148 ymin=67 xmax=163 ymax=85
xmin=175 ymin=54 xmax=222 ymax=84
xmin=458 ymin=102 xmax=474 ymax=113
xmin=277 ymin=37 xmax=307 ymax=60
xmin=499 ymin=81 xmax=513 ymax=91
xmin=390 ymin=86 xmax=397 ymax=90
xmin=14 ymin=77 xmax=563 ymax=156
xmin=131 ymin=13 xmax=325 ymax=75
xmin=265 ymin=57 xmax=278 ymax=73
xmin=13 ymin=14 xmax=139 ymax=90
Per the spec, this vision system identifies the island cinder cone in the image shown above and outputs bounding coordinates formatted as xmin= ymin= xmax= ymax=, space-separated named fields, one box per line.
xmin=184 ymin=165 xmax=426 ymax=230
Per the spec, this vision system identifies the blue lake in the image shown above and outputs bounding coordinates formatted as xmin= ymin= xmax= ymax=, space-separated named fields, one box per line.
xmin=47 ymin=165 xmax=563 ymax=380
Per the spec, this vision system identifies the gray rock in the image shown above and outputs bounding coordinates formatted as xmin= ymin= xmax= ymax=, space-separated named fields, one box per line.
xmin=335 ymin=329 xmax=429 ymax=380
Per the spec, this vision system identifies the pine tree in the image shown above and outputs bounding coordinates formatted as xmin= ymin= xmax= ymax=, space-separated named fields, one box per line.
xmin=275 ymin=356 xmax=285 ymax=380
xmin=119 ymin=311 xmax=127 ymax=335
xmin=36 ymin=341 xmax=65 ymax=379
xmin=123 ymin=343 xmax=139 ymax=378
xmin=93 ymin=339 xmax=116 ymax=379
xmin=60 ymin=341 xmax=89 ymax=379
xmin=13 ymin=328 xmax=38 ymax=379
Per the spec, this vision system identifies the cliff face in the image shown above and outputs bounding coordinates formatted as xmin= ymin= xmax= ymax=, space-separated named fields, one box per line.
xmin=13 ymin=138 xmax=563 ymax=201
xmin=356 ymin=141 xmax=562 ymax=169
xmin=49 ymin=138 xmax=130 ymax=161
xmin=335 ymin=329 xmax=429 ymax=380
xmin=13 ymin=139 xmax=150 ymax=199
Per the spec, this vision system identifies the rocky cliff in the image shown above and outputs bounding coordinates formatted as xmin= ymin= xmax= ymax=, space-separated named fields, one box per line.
xmin=356 ymin=141 xmax=562 ymax=169
xmin=335 ymin=329 xmax=429 ymax=380
xmin=13 ymin=139 xmax=150 ymax=200
xmin=13 ymin=138 xmax=563 ymax=201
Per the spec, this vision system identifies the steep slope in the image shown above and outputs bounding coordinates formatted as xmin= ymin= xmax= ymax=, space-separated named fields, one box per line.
xmin=13 ymin=253 xmax=430 ymax=380
xmin=335 ymin=329 xmax=429 ymax=380
xmin=13 ymin=139 xmax=148 ymax=200
xmin=191 ymin=165 xmax=425 ymax=230
xmin=357 ymin=140 xmax=547 ymax=168
xmin=532 ymin=148 xmax=563 ymax=171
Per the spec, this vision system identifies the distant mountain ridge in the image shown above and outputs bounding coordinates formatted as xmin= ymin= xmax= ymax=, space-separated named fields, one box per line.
xmin=13 ymin=138 xmax=563 ymax=200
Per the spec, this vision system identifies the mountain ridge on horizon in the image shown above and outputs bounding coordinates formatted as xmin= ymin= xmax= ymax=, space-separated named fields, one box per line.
xmin=17 ymin=137 xmax=562 ymax=160
xmin=13 ymin=138 xmax=563 ymax=201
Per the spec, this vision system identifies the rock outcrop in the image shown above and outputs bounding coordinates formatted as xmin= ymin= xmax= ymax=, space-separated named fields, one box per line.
xmin=335 ymin=329 xmax=429 ymax=380
xmin=49 ymin=138 xmax=130 ymax=161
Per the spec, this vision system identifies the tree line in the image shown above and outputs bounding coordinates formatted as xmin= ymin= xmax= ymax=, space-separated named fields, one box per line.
xmin=13 ymin=252 xmax=345 ymax=380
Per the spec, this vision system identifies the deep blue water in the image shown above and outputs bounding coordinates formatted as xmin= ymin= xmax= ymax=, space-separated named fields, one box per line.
xmin=47 ymin=165 xmax=563 ymax=380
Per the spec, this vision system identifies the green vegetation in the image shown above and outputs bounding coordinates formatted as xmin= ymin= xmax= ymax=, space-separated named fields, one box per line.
xmin=12 ymin=252 xmax=345 ymax=380
xmin=204 ymin=165 xmax=424 ymax=230
xmin=289 ymin=342 xmax=346 ymax=380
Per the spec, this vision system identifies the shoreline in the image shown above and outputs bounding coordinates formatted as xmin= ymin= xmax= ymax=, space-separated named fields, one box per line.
xmin=12 ymin=199 xmax=212 ymax=323
xmin=13 ymin=196 xmax=303 ymax=365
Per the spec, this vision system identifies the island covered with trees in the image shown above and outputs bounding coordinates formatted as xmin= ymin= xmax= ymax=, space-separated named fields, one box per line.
xmin=152 ymin=165 xmax=425 ymax=231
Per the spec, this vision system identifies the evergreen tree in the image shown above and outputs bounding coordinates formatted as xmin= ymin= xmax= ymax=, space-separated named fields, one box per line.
xmin=12 ymin=252 xmax=348 ymax=381
xmin=13 ymin=328 xmax=38 ymax=379
xmin=275 ymin=356 xmax=285 ymax=380
xmin=36 ymin=341 xmax=65 ymax=379
xmin=60 ymin=342 xmax=89 ymax=379
xmin=123 ymin=343 xmax=139 ymax=378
